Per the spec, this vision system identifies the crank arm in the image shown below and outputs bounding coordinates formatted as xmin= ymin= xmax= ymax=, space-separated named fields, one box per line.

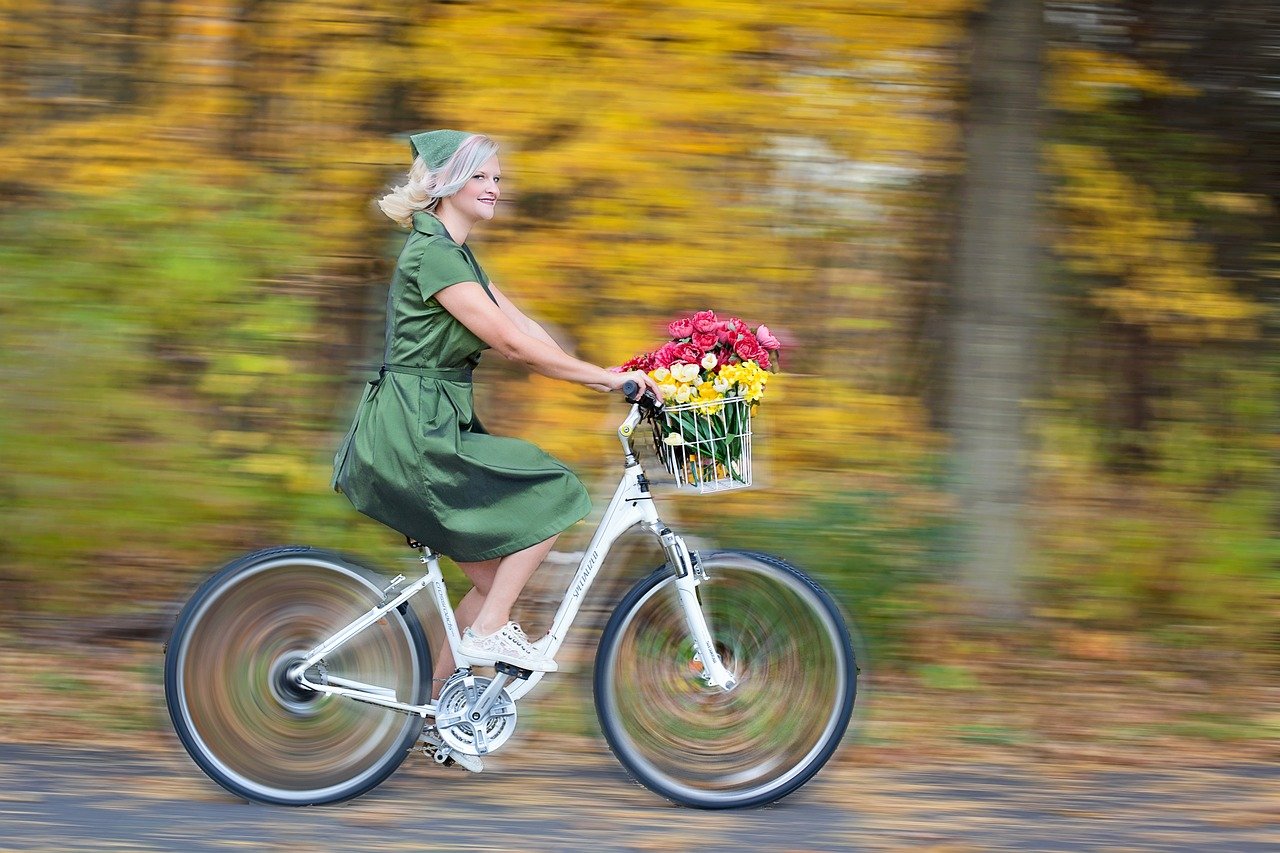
xmin=439 ymin=672 xmax=514 ymax=726
xmin=434 ymin=708 xmax=469 ymax=729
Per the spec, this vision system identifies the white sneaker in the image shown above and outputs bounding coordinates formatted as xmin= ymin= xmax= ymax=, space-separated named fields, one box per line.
xmin=457 ymin=622 xmax=558 ymax=672
xmin=530 ymin=632 xmax=555 ymax=655
xmin=420 ymin=726 xmax=484 ymax=773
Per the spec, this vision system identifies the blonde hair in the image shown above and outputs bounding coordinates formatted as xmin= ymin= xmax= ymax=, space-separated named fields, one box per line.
xmin=377 ymin=134 xmax=500 ymax=227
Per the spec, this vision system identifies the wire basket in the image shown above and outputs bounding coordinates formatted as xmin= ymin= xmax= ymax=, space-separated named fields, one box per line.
xmin=651 ymin=395 xmax=753 ymax=493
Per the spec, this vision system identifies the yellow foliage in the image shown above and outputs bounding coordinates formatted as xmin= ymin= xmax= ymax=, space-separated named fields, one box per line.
xmin=1196 ymin=192 xmax=1273 ymax=217
xmin=490 ymin=373 xmax=610 ymax=469
xmin=210 ymin=430 xmax=272 ymax=452
xmin=1049 ymin=46 xmax=1197 ymax=112
xmin=232 ymin=452 xmax=316 ymax=494
xmin=762 ymin=378 xmax=938 ymax=474
xmin=1049 ymin=143 xmax=1261 ymax=340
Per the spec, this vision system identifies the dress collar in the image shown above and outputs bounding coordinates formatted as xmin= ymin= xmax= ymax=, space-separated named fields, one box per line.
xmin=411 ymin=211 xmax=456 ymax=242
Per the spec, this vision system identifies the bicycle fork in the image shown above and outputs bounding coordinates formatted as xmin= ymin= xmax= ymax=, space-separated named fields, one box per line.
xmin=654 ymin=528 xmax=738 ymax=692
xmin=616 ymin=403 xmax=737 ymax=693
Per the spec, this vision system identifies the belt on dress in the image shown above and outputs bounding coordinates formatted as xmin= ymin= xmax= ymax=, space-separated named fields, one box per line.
xmin=380 ymin=363 xmax=473 ymax=383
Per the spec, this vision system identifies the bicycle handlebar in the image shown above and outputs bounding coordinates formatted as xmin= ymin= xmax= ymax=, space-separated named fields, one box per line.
xmin=621 ymin=380 xmax=663 ymax=413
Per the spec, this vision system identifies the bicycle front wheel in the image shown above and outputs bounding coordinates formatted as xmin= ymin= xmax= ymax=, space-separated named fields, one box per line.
xmin=594 ymin=550 xmax=856 ymax=809
xmin=164 ymin=547 xmax=430 ymax=806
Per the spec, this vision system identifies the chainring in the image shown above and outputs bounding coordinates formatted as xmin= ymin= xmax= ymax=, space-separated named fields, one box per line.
xmin=434 ymin=673 xmax=518 ymax=756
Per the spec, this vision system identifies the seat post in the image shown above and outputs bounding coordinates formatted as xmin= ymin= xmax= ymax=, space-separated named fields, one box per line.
xmin=405 ymin=536 xmax=434 ymax=559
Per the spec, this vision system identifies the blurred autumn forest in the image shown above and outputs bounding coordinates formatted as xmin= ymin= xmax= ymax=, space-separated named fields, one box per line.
xmin=0 ymin=0 xmax=1276 ymax=721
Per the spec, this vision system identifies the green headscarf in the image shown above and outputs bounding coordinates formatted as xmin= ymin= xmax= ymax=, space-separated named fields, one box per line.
xmin=409 ymin=129 xmax=473 ymax=170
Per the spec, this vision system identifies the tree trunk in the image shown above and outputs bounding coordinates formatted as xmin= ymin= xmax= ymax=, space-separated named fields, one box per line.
xmin=946 ymin=0 xmax=1044 ymax=620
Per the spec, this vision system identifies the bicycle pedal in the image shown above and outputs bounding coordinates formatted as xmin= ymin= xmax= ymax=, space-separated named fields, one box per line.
xmin=417 ymin=733 xmax=484 ymax=773
xmin=495 ymin=661 xmax=534 ymax=680
xmin=424 ymin=746 xmax=482 ymax=773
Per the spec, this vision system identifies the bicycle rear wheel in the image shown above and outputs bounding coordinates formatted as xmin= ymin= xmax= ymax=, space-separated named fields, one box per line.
xmin=594 ymin=550 xmax=856 ymax=809
xmin=164 ymin=547 xmax=430 ymax=805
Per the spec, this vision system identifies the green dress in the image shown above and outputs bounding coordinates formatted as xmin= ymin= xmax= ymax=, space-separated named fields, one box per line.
xmin=332 ymin=212 xmax=592 ymax=561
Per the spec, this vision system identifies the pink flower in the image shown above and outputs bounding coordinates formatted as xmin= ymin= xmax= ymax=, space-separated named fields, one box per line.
xmin=672 ymin=341 xmax=701 ymax=365
xmin=651 ymin=342 xmax=676 ymax=368
xmin=617 ymin=351 xmax=656 ymax=372
xmin=726 ymin=317 xmax=751 ymax=339
xmin=692 ymin=310 xmax=719 ymax=335
xmin=620 ymin=313 xmax=780 ymax=379
xmin=734 ymin=335 xmax=765 ymax=363
xmin=692 ymin=330 xmax=718 ymax=353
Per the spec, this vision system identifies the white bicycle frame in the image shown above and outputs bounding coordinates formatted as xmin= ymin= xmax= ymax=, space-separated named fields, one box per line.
xmin=289 ymin=400 xmax=738 ymax=719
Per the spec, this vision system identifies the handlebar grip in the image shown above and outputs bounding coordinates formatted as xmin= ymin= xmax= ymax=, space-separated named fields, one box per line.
xmin=621 ymin=379 xmax=662 ymax=411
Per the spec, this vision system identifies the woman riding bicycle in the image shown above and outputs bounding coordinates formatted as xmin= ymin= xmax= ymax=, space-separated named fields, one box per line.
xmin=333 ymin=130 xmax=662 ymax=680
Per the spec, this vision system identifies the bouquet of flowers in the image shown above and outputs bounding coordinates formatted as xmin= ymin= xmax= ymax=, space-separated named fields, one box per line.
xmin=617 ymin=310 xmax=781 ymax=491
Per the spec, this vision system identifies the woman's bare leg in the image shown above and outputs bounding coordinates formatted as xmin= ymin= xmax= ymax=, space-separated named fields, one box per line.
xmin=431 ymin=559 xmax=498 ymax=694
xmin=432 ymin=536 xmax=560 ymax=694
xmin=469 ymin=534 xmax=558 ymax=636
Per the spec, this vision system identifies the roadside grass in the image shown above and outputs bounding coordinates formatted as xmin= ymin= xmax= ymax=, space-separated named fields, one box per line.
xmin=3 ymin=633 xmax=1276 ymax=771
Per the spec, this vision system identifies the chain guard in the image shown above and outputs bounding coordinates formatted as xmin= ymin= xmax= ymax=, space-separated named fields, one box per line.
xmin=435 ymin=673 xmax=518 ymax=756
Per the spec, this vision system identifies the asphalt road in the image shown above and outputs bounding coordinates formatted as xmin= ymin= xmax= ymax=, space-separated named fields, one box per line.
xmin=0 ymin=740 xmax=1276 ymax=852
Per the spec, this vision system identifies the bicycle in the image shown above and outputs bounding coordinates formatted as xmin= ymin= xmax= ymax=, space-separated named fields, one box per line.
xmin=163 ymin=383 xmax=858 ymax=809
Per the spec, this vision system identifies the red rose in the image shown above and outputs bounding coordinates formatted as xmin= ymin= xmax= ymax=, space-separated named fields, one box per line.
xmin=734 ymin=335 xmax=765 ymax=363
xmin=756 ymin=324 xmax=781 ymax=351
xmin=726 ymin=317 xmax=751 ymax=340
xmin=716 ymin=321 xmax=733 ymax=344
xmin=668 ymin=317 xmax=694 ymax=339
xmin=691 ymin=310 xmax=719 ymax=334
xmin=672 ymin=342 xmax=701 ymax=365
xmin=618 ymin=352 xmax=654 ymax=372
xmin=692 ymin=330 xmax=718 ymax=353
xmin=651 ymin=342 xmax=679 ymax=368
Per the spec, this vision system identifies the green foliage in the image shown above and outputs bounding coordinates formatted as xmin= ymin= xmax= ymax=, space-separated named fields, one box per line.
xmin=0 ymin=174 xmax=343 ymax=607
xmin=917 ymin=663 xmax=979 ymax=691
xmin=693 ymin=484 xmax=951 ymax=656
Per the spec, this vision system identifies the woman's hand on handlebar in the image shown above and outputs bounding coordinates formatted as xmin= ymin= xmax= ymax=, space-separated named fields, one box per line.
xmin=608 ymin=369 xmax=664 ymax=404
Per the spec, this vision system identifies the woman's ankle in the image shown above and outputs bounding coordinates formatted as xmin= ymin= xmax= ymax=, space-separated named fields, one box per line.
xmin=469 ymin=619 xmax=505 ymax=637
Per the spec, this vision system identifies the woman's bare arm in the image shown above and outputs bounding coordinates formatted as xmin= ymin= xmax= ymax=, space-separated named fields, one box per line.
xmin=487 ymin=283 xmax=613 ymax=390
xmin=435 ymin=281 xmax=660 ymax=398
xmin=487 ymin=283 xmax=562 ymax=349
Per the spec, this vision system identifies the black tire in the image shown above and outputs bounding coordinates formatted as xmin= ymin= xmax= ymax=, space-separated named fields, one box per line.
xmin=594 ymin=550 xmax=856 ymax=809
xmin=164 ymin=547 xmax=430 ymax=806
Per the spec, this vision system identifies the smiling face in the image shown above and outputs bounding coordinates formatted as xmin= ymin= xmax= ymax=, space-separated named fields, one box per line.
xmin=438 ymin=155 xmax=501 ymax=226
